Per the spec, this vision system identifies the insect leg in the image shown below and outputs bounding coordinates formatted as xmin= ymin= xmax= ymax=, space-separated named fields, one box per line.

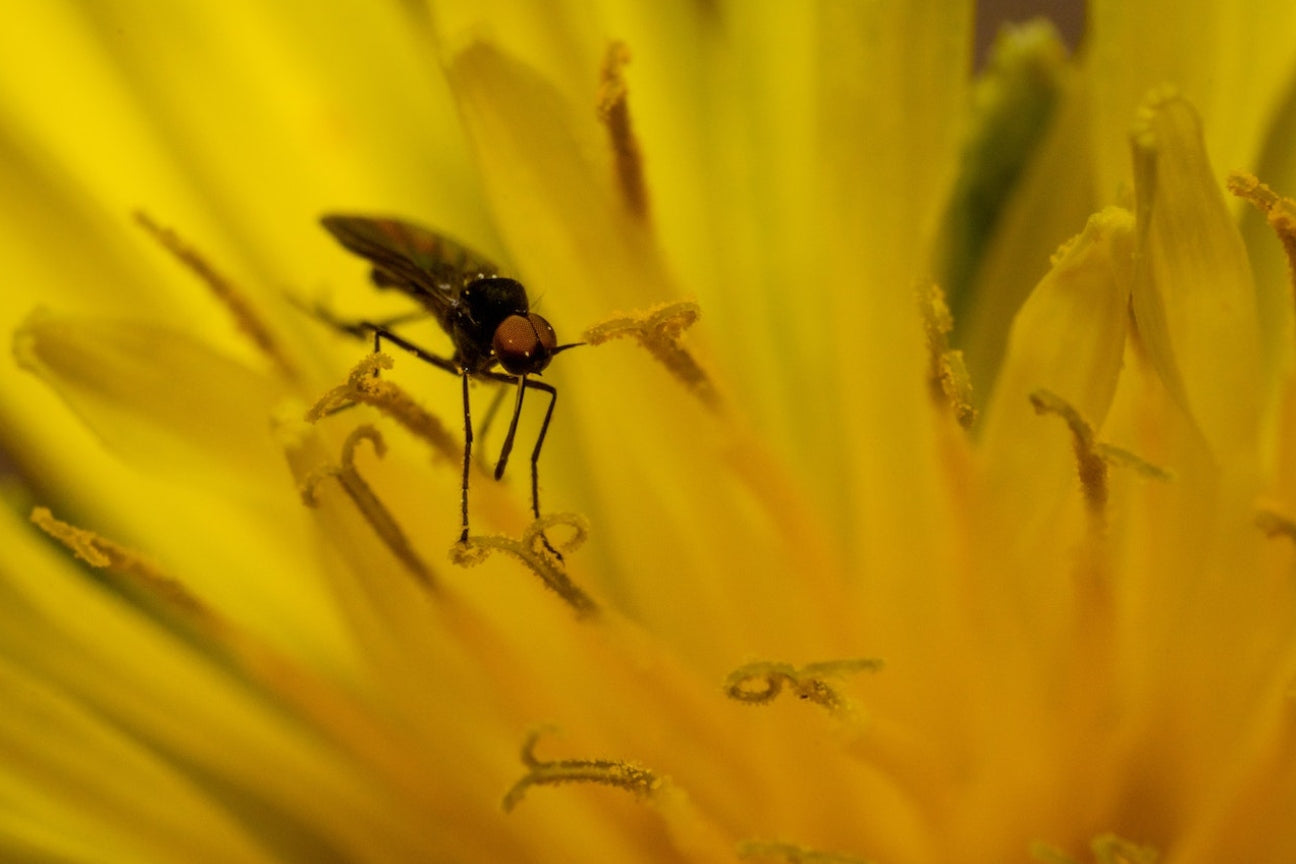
xmin=480 ymin=372 xmax=558 ymax=521
xmin=290 ymin=294 xmax=430 ymax=341
xmin=366 ymin=327 xmax=459 ymax=376
xmin=494 ymin=376 xmax=528 ymax=481
xmin=519 ymin=378 xmax=563 ymax=563
xmin=369 ymin=309 xmax=433 ymax=328
xmin=474 ymin=384 xmax=510 ymax=471
xmin=352 ymin=327 xmax=474 ymax=545
xmin=520 ymin=378 xmax=558 ymax=522
xmin=478 ymin=372 xmax=563 ymax=560
xmin=292 ymin=298 xmax=456 ymax=373
xmin=459 ymin=370 xmax=472 ymax=545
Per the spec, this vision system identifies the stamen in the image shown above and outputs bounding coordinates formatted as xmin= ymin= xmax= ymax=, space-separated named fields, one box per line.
xmin=33 ymin=510 xmax=454 ymax=809
xmin=737 ymin=840 xmax=874 ymax=864
xmin=1030 ymin=843 xmax=1079 ymax=864
xmin=918 ymin=282 xmax=977 ymax=428
xmin=1028 ymin=389 xmax=1107 ymax=512
xmin=596 ymin=41 xmax=650 ymax=220
xmin=30 ymin=506 xmax=211 ymax=620
xmin=1227 ymin=172 xmax=1296 ymax=298
xmin=133 ymin=210 xmax=298 ymax=381
xmin=300 ymin=425 xmax=436 ymax=590
xmin=305 ymin=353 xmax=459 ymax=463
xmin=724 ymin=659 xmax=883 ymax=713
xmin=1090 ymin=834 xmax=1159 ymax=864
xmin=502 ymin=727 xmax=659 ymax=812
xmin=1256 ymin=508 xmax=1296 ymax=543
xmin=1091 ymin=443 xmax=1174 ymax=482
xmin=1031 ymin=833 xmax=1159 ymax=864
xmin=582 ymin=301 xmax=718 ymax=409
xmin=1029 ymin=390 xmax=1171 ymax=516
xmin=451 ymin=514 xmax=597 ymax=617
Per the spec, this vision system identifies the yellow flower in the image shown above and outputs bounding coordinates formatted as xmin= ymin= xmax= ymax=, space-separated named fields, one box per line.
xmin=3 ymin=3 xmax=1296 ymax=863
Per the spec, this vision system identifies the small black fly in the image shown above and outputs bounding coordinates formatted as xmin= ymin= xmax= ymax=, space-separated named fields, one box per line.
xmin=318 ymin=215 xmax=579 ymax=549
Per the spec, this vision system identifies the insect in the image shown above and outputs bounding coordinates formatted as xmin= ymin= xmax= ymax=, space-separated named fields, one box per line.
xmin=318 ymin=215 xmax=579 ymax=549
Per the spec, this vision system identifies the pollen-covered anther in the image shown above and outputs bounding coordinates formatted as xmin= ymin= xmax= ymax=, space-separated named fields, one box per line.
xmin=1227 ymin=171 xmax=1296 ymax=294
xmin=596 ymin=40 xmax=649 ymax=220
xmin=450 ymin=513 xmax=597 ymax=616
xmin=582 ymin=301 xmax=718 ymax=408
xmin=737 ymin=839 xmax=874 ymax=864
xmin=502 ymin=727 xmax=660 ymax=812
xmin=304 ymin=353 xmax=459 ymax=463
xmin=724 ymin=659 xmax=883 ymax=713
xmin=918 ymin=281 xmax=976 ymax=428
xmin=299 ymin=424 xmax=436 ymax=589
xmin=134 ymin=210 xmax=298 ymax=381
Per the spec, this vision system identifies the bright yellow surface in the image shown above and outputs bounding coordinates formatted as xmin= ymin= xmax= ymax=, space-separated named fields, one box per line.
xmin=4 ymin=2 xmax=1296 ymax=862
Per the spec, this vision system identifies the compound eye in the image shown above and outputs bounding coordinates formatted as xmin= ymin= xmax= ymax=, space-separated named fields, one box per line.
xmin=527 ymin=313 xmax=558 ymax=354
xmin=494 ymin=314 xmax=555 ymax=374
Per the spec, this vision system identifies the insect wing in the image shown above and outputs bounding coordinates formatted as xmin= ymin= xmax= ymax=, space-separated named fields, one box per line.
xmin=321 ymin=215 xmax=501 ymax=303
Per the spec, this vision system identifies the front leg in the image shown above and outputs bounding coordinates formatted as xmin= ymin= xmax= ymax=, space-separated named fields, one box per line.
xmin=480 ymin=371 xmax=559 ymax=522
xmin=458 ymin=370 xmax=472 ymax=546
xmin=365 ymin=326 xmax=460 ymax=376
xmin=521 ymin=378 xmax=558 ymax=523
xmin=294 ymin=299 xmax=457 ymax=374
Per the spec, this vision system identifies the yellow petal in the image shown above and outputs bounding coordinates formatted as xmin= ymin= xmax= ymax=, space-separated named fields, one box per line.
xmin=979 ymin=206 xmax=1135 ymax=555
xmin=5 ymin=3 xmax=487 ymax=267
xmin=1086 ymin=0 xmax=1296 ymax=198
xmin=940 ymin=20 xmax=1070 ymax=316
xmin=0 ymin=504 xmax=434 ymax=861
xmin=1129 ymin=90 xmax=1263 ymax=463
xmin=15 ymin=311 xmax=286 ymax=482
xmin=1240 ymin=103 xmax=1296 ymax=395
xmin=954 ymin=35 xmax=1097 ymax=402
xmin=0 ymin=652 xmax=281 ymax=864
xmin=439 ymin=41 xmax=663 ymax=310
xmin=790 ymin=0 xmax=974 ymax=583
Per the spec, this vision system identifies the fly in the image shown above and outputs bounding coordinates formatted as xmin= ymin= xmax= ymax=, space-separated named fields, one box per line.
xmin=317 ymin=215 xmax=579 ymax=550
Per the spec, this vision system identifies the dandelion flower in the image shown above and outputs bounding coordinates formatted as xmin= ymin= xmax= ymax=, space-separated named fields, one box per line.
xmin=3 ymin=3 xmax=1296 ymax=863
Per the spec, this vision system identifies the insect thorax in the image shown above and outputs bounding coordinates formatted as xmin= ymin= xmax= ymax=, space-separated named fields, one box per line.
xmin=452 ymin=277 xmax=531 ymax=370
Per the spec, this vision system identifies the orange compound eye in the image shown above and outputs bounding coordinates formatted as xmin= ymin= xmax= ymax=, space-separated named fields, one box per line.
xmin=493 ymin=313 xmax=558 ymax=375
xmin=527 ymin=313 xmax=557 ymax=353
